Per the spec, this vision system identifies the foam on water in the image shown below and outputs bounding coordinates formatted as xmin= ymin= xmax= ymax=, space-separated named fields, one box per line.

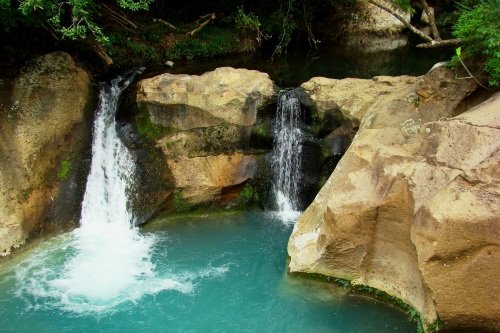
xmin=12 ymin=72 xmax=226 ymax=314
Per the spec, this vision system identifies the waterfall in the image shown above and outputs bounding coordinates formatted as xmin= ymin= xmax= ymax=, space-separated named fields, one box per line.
xmin=271 ymin=90 xmax=303 ymax=222
xmin=80 ymin=74 xmax=137 ymax=227
xmin=24 ymin=72 xmax=191 ymax=313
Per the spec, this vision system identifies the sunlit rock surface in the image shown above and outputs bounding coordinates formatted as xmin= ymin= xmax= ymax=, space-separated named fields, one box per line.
xmin=135 ymin=67 xmax=277 ymax=207
xmin=288 ymin=69 xmax=500 ymax=331
xmin=0 ymin=52 xmax=92 ymax=256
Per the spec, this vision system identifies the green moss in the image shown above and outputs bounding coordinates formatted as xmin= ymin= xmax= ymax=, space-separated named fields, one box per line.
xmin=238 ymin=183 xmax=259 ymax=206
xmin=134 ymin=110 xmax=173 ymax=141
xmin=427 ymin=318 xmax=444 ymax=332
xmin=22 ymin=188 xmax=32 ymax=200
xmin=289 ymin=271 xmax=425 ymax=332
xmin=251 ymin=123 xmax=269 ymax=140
xmin=57 ymin=157 xmax=72 ymax=181
xmin=174 ymin=191 xmax=191 ymax=212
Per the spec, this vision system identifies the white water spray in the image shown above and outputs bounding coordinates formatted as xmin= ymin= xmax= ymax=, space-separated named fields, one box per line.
xmin=271 ymin=90 xmax=303 ymax=222
xmin=15 ymin=73 xmax=192 ymax=313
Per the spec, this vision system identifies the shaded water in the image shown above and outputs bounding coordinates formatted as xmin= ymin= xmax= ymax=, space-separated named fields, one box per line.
xmin=0 ymin=213 xmax=417 ymax=332
xmin=160 ymin=44 xmax=453 ymax=86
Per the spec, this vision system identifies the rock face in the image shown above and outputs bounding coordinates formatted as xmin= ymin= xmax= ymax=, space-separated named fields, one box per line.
xmin=135 ymin=67 xmax=277 ymax=208
xmin=296 ymin=75 xmax=417 ymax=125
xmin=412 ymin=95 xmax=500 ymax=332
xmin=167 ymin=153 xmax=257 ymax=205
xmin=343 ymin=2 xmax=411 ymax=51
xmin=287 ymin=68 xmax=500 ymax=332
xmin=0 ymin=52 xmax=92 ymax=256
xmin=137 ymin=67 xmax=276 ymax=129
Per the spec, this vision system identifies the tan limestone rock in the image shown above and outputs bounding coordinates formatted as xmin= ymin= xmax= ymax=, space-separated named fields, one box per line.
xmin=0 ymin=52 xmax=92 ymax=256
xmin=135 ymin=67 xmax=276 ymax=209
xmin=167 ymin=153 xmax=257 ymax=205
xmin=136 ymin=67 xmax=277 ymax=130
xmin=288 ymin=70 xmax=499 ymax=332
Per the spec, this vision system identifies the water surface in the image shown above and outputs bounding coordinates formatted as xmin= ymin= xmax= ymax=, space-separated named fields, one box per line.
xmin=0 ymin=212 xmax=416 ymax=333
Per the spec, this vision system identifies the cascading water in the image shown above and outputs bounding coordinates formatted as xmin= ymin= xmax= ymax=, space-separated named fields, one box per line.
xmin=271 ymin=90 xmax=303 ymax=222
xmin=14 ymin=73 xmax=193 ymax=314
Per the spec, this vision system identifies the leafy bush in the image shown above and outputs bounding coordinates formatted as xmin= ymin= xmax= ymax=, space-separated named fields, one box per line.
xmin=2 ymin=0 xmax=153 ymax=43
xmin=453 ymin=0 xmax=500 ymax=85
xmin=234 ymin=6 xmax=261 ymax=34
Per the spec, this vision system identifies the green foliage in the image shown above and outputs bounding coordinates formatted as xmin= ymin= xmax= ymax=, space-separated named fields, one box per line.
xmin=268 ymin=0 xmax=297 ymax=59
xmin=117 ymin=0 xmax=154 ymax=11
xmin=251 ymin=124 xmax=269 ymax=140
xmin=234 ymin=6 xmax=261 ymax=32
xmin=174 ymin=192 xmax=190 ymax=212
xmin=453 ymin=0 xmax=500 ymax=85
xmin=57 ymin=157 xmax=73 ymax=181
xmin=2 ymin=0 xmax=153 ymax=44
xmin=167 ymin=26 xmax=240 ymax=60
xmin=392 ymin=0 xmax=415 ymax=14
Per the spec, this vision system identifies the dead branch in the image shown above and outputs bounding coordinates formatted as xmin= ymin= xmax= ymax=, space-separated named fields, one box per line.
xmin=416 ymin=39 xmax=461 ymax=48
xmin=185 ymin=13 xmax=216 ymax=36
xmin=419 ymin=0 xmax=441 ymax=40
xmin=90 ymin=42 xmax=113 ymax=67
xmin=154 ymin=18 xmax=177 ymax=30
xmin=101 ymin=3 xmax=138 ymax=30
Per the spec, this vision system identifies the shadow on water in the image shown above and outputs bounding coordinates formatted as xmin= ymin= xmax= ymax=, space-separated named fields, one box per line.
xmin=144 ymin=43 xmax=453 ymax=86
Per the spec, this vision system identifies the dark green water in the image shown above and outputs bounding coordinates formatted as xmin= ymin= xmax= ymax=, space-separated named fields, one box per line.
xmin=160 ymin=44 xmax=452 ymax=86
xmin=0 ymin=212 xmax=416 ymax=333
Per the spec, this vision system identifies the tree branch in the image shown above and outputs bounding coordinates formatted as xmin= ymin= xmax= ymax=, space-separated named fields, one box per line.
xmin=154 ymin=18 xmax=177 ymax=30
xmin=368 ymin=0 xmax=433 ymax=42
xmin=101 ymin=3 xmax=138 ymax=30
xmin=419 ymin=0 xmax=441 ymax=40
xmin=90 ymin=42 xmax=113 ymax=66
xmin=416 ymin=39 xmax=461 ymax=48
xmin=186 ymin=13 xmax=216 ymax=37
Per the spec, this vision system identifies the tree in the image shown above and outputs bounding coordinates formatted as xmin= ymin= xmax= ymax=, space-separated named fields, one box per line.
xmin=1 ymin=0 xmax=154 ymax=64
xmin=453 ymin=0 xmax=500 ymax=86
xmin=366 ymin=0 xmax=461 ymax=48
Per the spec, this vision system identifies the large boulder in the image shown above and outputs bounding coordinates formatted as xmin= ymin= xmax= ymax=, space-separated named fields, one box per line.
xmin=0 ymin=52 xmax=92 ymax=256
xmin=167 ymin=153 xmax=257 ymax=205
xmin=287 ymin=68 xmax=498 ymax=331
xmin=411 ymin=95 xmax=500 ymax=332
xmin=296 ymin=75 xmax=417 ymax=126
xmin=136 ymin=67 xmax=276 ymax=129
xmin=134 ymin=68 xmax=277 ymax=208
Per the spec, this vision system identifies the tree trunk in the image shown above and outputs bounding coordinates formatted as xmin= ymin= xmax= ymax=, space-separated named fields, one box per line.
xmin=419 ymin=0 xmax=441 ymax=40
